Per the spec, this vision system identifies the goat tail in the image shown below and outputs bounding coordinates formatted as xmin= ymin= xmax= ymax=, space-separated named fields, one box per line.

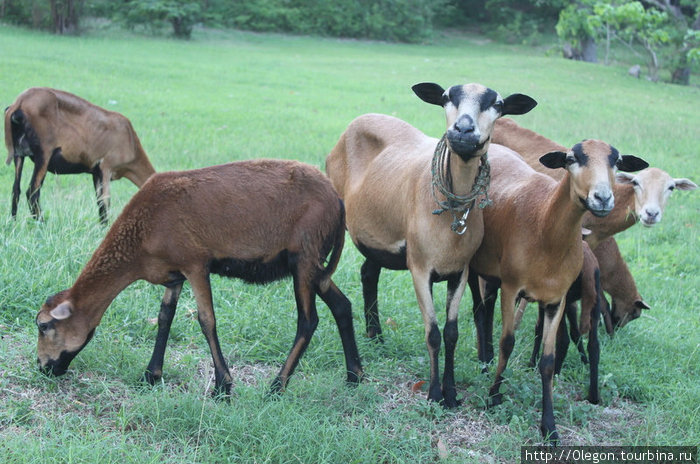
xmin=318 ymin=198 xmax=346 ymax=289
xmin=5 ymin=108 xmax=26 ymax=165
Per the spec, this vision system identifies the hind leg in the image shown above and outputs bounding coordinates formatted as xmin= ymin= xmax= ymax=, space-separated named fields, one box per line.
xmin=270 ymin=267 xmax=319 ymax=393
xmin=11 ymin=157 xmax=24 ymax=218
xmin=27 ymin=159 xmax=47 ymax=220
xmin=318 ymin=280 xmax=363 ymax=384
xmin=186 ymin=269 xmax=232 ymax=398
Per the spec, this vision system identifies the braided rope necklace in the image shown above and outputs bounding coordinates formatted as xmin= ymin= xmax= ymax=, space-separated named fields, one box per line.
xmin=430 ymin=134 xmax=492 ymax=234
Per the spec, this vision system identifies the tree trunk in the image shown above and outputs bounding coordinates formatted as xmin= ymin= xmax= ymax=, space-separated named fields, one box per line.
xmin=581 ymin=35 xmax=598 ymax=63
xmin=643 ymin=40 xmax=660 ymax=82
xmin=50 ymin=0 xmax=80 ymax=35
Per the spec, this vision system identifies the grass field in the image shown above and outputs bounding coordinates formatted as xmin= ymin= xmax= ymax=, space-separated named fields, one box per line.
xmin=0 ymin=23 xmax=698 ymax=463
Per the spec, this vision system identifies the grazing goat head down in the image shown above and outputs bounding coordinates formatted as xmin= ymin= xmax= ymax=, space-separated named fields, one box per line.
xmin=36 ymin=159 xmax=363 ymax=397
xmin=594 ymin=237 xmax=651 ymax=329
xmin=616 ymin=167 xmax=697 ymax=227
xmin=4 ymin=87 xmax=156 ymax=224
xmin=326 ymin=83 xmax=536 ymax=409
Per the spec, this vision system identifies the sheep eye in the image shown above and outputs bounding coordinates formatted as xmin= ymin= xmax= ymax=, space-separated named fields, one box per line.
xmin=37 ymin=321 xmax=50 ymax=333
xmin=631 ymin=179 xmax=639 ymax=187
xmin=668 ymin=185 xmax=675 ymax=191
xmin=493 ymin=101 xmax=503 ymax=112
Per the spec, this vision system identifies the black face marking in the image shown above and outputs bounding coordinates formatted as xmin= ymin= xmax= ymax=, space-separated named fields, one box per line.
xmin=356 ymin=242 xmax=407 ymax=270
xmin=40 ymin=328 xmax=96 ymax=376
xmin=478 ymin=89 xmax=498 ymax=112
xmin=448 ymin=86 xmax=465 ymax=108
xmin=208 ymin=250 xmax=293 ymax=285
xmin=608 ymin=146 xmax=620 ymax=168
xmin=571 ymin=143 xmax=588 ymax=166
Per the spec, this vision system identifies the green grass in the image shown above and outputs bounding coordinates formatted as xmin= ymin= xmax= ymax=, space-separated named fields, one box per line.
xmin=0 ymin=24 xmax=698 ymax=463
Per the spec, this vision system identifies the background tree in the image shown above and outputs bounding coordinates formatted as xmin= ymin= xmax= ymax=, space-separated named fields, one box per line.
xmin=556 ymin=0 xmax=599 ymax=62
xmin=119 ymin=0 xmax=202 ymax=39
xmin=49 ymin=0 xmax=82 ymax=34
xmin=642 ymin=0 xmax=699 ymax=84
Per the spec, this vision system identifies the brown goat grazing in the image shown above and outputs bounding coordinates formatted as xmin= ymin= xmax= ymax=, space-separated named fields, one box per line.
xmin=35 ymin=159 xmax=363 ymax=397
xmin=326 ymin=82 xmax=537 ymax=408
xmin=468 ymin=141 xmax=647 ymax=443
xmin=4 ymin=87 xmax=156 ymax=224
xmin=595 ymin=236 xmax=650 ymax=329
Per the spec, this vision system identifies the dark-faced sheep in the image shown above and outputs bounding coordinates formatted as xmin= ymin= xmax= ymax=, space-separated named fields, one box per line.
xmin=4 ymin=87 xmax=156 ymax=224
xmin=35 ymin=159 xmax=363 ymax=397
xmin=491 ymin=117 xmax=695 ymax=327
xmin=326 ymin=82 xmax=536 ymax=407
xmin=468 ymin=141 xmax=647 ymax=443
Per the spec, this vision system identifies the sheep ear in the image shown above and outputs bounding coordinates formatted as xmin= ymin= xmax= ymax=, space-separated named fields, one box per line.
xmin=636 ymin=300 xmax=651 ymax=311
xmin=617 ymin=155 xmax=648 ymax=172
xmin=673 ymin=178 xmax=697 ymax=191
xmin=615 ymin=172 xmax=636 ymax=184
xmin=50 ymin=301 xmax=74 ymax=320
xmin=412 ymin=83 xmax=445 ymax=106
xmin=501 ymin=93 xmax=537 ymax=115
xmin=539 ymin=151 xmax=568 ymax=169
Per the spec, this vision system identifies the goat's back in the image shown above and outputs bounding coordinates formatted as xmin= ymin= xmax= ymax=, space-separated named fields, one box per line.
xmin=492 ymin=118 xmax=567 ymax=181
xmin=6 ymin=87 xmax=149 ymax=171
xmin=326 ymin=113 xmax=436 ymax=198
xmin=110 ymin=159 xmax=342 ymax=267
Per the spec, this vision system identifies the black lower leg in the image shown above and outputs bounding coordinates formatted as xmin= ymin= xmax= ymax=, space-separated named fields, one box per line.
xmin=529 ymin=306 xmax=544 ymax=368
xmin=144 ymin=283 xmax=182 ymax=385
xmin=554 ymin=315 xmax=570 ymax=375
xmin=360 ymin=259 xmax=382 ymax=341
xmin=319 ymin=282 xmax=363 ymax=384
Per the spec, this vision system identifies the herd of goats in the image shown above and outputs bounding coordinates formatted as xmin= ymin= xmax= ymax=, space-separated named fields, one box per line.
xmin=4 ymin=84 xmax=696 ymax=445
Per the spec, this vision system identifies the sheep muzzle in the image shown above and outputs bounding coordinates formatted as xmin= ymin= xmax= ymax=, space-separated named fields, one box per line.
xmin=445 ymin=131 xmax=486 ymax=160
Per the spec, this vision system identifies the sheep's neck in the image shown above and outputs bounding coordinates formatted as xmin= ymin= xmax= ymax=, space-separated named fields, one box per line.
xmin=541 ymin=173 xmax=587 ymax=249
xmin=69 ymin=253 xmax=139 ymax=330
xmin=448 ymin=151 xmax=482 ymax=197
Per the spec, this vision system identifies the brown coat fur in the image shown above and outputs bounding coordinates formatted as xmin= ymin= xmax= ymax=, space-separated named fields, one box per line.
xmin=326 ymin=113 xmax=484 ymax=408
xmin=35 ymin=159 xmax=363 ymax=396
xmin=469 ymin=139 xmax=639 ymax=442
xmin=4 ymin=87 xmax=155 ymax=223
xmin=491 ymin=117 xmax=649 ymax=324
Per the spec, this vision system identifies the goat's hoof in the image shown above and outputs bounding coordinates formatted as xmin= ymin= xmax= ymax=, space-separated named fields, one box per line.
xmin=542 ymin=429 xmax=560 ymax=447
xmin=487 ymin=393 xmax=503 ymax=408
xmin=427 ymin=386 xmax=444 ymax=405
xmin=211 ymin=383 xmax=232 ymax=401
xmin=142 ymin=370 xmax=161 ymax=386
xmin=346 ymin=370 xmax=363 ymax=386
xmin=266 ymin=377 xmax=285 ymax=400
xmin=442 ymin=396 xmax=462 ymax=409
xmin=587 ymin=395 xmax=600 ymax=405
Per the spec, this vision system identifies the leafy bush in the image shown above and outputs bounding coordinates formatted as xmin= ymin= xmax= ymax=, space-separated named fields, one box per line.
xmin=120 ymin=0 xmax=201 ymax=39
xmin=215 ymin=0 xmax=441 ymax=43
